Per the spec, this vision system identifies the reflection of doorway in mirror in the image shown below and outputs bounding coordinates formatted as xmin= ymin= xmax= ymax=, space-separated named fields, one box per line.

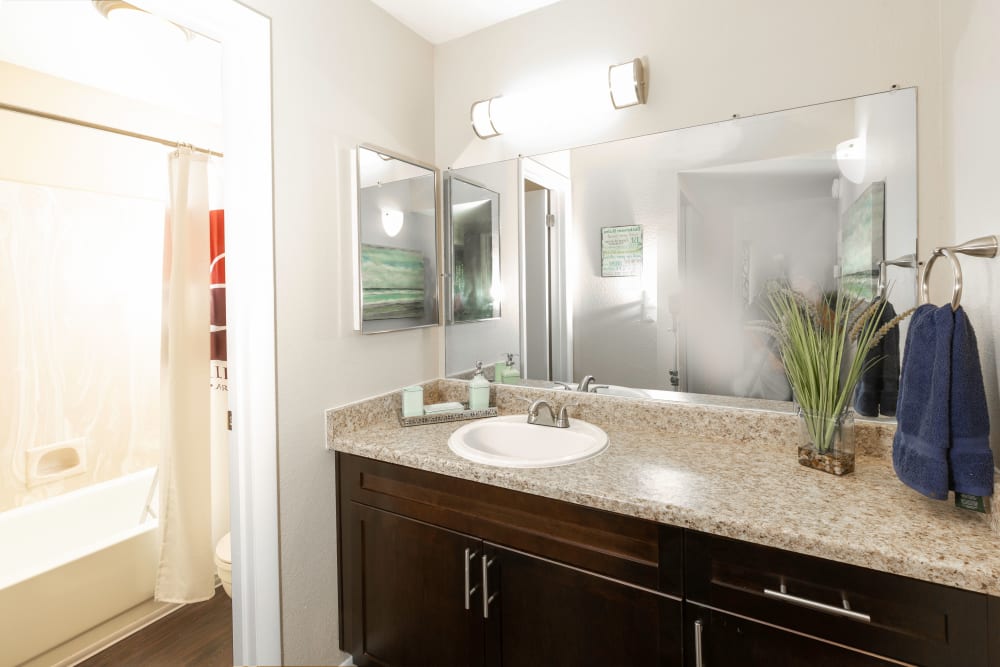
xmin=523 ymin=180 xmax=551 ymax=380
xmin=521 ymin=158 xmax=572 ymax=385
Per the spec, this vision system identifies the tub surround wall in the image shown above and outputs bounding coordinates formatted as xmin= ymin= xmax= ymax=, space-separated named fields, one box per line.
xmin=327 ymin=381 xmax=998 ymax=595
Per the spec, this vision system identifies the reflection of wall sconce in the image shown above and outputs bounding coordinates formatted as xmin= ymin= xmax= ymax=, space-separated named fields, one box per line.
xmin=608 ymin=58 xmax=647 ymax=109
xmin=381 ymin=209 xmax=404 ymax=237
xmin=836 ymin=136 xmax=867 ymax=184
xmin=470 ymin=96 xmax=504 ymax=139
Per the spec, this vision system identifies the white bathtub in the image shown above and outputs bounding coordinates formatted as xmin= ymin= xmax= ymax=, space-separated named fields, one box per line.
xmin=0 ymin=467 xmax=159 ymax=667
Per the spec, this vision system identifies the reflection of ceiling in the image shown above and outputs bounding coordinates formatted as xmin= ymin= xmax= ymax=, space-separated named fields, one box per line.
xmin=452 ymin=201 xmax=492 ymax=245
xmin=369 ymin=0 xmax=563 ymax=44
xmin=684 ymin=152 xmax=839 ymax=178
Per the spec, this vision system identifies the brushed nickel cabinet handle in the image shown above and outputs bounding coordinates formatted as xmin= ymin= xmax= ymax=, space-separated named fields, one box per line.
xmin=694 ymin=619 xmax=704 ymax=667
xmin=763 ymin=587 xmax=871 ymax=623
xmin=481 ymin=554 xmax=497 ymax=618
xmin=464 ymin=548 xmax=478 ymax=610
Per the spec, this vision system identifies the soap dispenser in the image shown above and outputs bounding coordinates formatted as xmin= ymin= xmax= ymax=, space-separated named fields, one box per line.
xmin=469 ymin=361 xmax=490 ymax=410
xmin=499 ymin=353 xmax=521 ymax=385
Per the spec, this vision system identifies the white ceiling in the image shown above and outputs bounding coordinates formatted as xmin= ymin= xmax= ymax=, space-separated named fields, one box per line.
xmin=369 ymin=0 xmax=562 ymax=44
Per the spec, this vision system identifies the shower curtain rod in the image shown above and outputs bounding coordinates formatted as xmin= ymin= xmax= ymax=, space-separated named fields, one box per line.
xmin=0 ymin=101 xmax=224 ymax=158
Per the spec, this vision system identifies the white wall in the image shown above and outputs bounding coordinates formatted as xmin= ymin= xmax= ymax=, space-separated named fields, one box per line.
xmin=434 ymin=0 xmax=942 ymax=245
xmin=941 ymin=0 xmax=1000 ymax=462
xmin=239 ymin=0 xmax=436 ymax=664
xmin=682 ymin=174 xmax=838 ymax=397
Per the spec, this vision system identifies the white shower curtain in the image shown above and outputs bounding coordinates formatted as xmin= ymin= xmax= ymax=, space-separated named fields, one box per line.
xmin=155 ymin=148 xmax=221 ymax=603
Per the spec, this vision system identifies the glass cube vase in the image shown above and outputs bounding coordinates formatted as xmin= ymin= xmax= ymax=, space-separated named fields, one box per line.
xmin=796 ymin=408 xmax=855 ymax=476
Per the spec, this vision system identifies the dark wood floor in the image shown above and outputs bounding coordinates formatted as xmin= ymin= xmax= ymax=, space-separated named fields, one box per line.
xmin=79 ymin=590 xmax=233 ymax=667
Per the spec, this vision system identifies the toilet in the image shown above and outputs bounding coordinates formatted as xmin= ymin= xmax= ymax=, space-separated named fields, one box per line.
xmin=215 ymin=532 xmax=232 ymax=597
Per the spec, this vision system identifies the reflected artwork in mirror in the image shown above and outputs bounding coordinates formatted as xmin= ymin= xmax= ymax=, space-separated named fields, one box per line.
xmin=356 ymin=145 xmax=440 ymax=334
xmin=446 ymin=174 xmax=501 ymax=323
xmin=443 ymin=88 xmax=918 ymax=420
xmin=444 ymin=160 xmax=521 ymax=377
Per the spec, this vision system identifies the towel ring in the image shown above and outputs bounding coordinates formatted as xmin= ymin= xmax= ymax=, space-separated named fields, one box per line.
xmin=919 ymin=248 xmax=963 ymax=311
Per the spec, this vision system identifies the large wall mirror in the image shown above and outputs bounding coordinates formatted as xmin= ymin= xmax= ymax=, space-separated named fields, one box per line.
xmin=356 ymin=146 xmax=440 ymax=334
xmin=445 ymin=88 xmax=918 ymax=418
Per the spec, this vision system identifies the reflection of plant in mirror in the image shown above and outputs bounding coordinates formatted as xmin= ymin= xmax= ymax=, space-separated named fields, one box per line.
xmin=763 ymin=288 xmax=902 ymax=454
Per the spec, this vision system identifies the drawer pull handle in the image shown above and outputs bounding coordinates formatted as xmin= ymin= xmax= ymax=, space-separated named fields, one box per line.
xmin=464 ymin=548 xmax=479 ymax=610
xmin=763 ymin=587 xmax=871 ymax=623
xmin=482 ymin=554 xmax=497 ymax=619
xmin=694 ymin=619 xmax=704 ymax=667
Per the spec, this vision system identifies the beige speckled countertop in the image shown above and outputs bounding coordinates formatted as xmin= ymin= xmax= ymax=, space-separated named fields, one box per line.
xmin=327 ymin=380 xmax=1000 ymax=596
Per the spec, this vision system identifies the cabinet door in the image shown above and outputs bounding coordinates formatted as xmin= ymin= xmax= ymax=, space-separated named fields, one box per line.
xmin=343 ymin=504 xmax=484 ymax=667
xmin=685 ymin=604 xmax=898 ymax=667
xmin=484 ymin=543 xmax=682 ymax=667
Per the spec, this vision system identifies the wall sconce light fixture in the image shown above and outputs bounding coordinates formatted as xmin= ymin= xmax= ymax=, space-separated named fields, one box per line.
xmin=381 ymin=209 xmax=404 ymax=237
xmin=470 ymin=96 xmax=503 ymax=139
xmin=608 ymin=58 xmax=647 ymax=109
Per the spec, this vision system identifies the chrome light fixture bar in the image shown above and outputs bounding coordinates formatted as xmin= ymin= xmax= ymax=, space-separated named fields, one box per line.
xmin=608 ymin=58 xmax=647 ymax=109
xmin=470 ymin=96 xmax=503 ymax=139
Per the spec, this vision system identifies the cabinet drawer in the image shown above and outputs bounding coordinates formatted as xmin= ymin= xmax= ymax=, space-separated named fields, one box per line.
xmin=685 ymin=531 xmax=989 ymax=667
xmin=685 ymin=603 xmax=899 ymax=666
xmin=338 ymin=453 xmax=682 ymax=593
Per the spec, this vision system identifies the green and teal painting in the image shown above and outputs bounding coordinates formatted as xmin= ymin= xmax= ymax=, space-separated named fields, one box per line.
xmin=361 ymin=244 xmax=426 ymax=320
xmin=839 ymin=181 xmax=885 ymax=300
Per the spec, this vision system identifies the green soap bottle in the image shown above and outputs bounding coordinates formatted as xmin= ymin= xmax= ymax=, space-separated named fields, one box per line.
xmin=500 ymin=353 xmax=520 ymax=385
xmin=469 ymin=361 xmax=490 ymax=410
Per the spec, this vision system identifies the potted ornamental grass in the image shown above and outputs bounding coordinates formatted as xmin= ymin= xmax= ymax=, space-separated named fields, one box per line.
xmin=763 ymin=287 xmax=910 ymax=475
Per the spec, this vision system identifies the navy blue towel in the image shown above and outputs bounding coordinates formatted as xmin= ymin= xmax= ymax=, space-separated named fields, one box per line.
xmin=948 ymin=307 xmax=994 ymax=495
xmin=892 ymin=304 xmax=993 ymax=500
xmin=854 ymin=301 xmax=900 ymax=417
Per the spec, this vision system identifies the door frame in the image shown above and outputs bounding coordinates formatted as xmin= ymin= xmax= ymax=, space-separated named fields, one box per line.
xmin=130 ymin=2 xmax=281 ymax=665
xmin=519 ymin=157 xmax=573 ymax=383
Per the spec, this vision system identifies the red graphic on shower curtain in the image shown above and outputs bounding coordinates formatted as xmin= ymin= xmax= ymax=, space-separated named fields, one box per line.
xmin=210 ymin=209 xmax=227 ymax=390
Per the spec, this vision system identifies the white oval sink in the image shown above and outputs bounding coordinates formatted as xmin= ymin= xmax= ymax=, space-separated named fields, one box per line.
xmin=594 ymin=384 xmax=651 ymax=399
xmin=448 ymin=415 xmax=609 ymax=468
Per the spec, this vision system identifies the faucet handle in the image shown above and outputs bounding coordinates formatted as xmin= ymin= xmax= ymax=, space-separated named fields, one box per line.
xmin=556 ymin=402 xmax=579 ymax=428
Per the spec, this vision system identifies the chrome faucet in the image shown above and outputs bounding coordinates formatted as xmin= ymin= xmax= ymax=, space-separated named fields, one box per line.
xmin=577 ymin=375 xmax=597 ymax=392
xmin=527 ymin=399 xmax=577 ymax=428
xmin=527 ymin=399 xmax=557 ymax=426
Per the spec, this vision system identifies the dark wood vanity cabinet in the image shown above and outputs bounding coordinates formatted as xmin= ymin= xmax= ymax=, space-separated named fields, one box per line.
xmin=337 ymin=453 xmax=684 ymax=666
xmin=338 ymin=453 xmax=998 ymax=667
xmin=683 ymin=604 xmax=899 ymax=666
xmin=484 ymin=544 xmax=682 ymax=666
xmin=342 ymin=504 xmax=485 ymax=667
xmin=685 ymin=531 xmax=993 ymax=666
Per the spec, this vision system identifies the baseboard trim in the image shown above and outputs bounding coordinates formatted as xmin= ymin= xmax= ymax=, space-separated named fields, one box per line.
xmin=19 ymin=598 xmax=183 ymax=667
